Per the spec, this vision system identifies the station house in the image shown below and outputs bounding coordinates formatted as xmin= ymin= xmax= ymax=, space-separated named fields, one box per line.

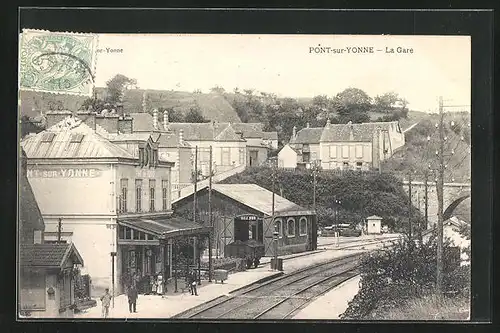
xmin=21 ymin=113 xmax=210 ymax=296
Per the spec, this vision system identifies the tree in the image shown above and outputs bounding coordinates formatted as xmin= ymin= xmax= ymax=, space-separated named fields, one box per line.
xmin=373 ymin=92 xmax=400 ymax=113
xmin=105 ymin=74 xmax=137 ymax=104
xmin=184 ymin=105 xmax=208 ymax=123
xmin=210 ymin=86 xmax=225 ymax=94
xmin=333 ymin=88 xmax=372 ymax=109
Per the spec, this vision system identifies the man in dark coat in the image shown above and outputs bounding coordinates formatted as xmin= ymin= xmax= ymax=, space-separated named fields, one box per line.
xmin=127 ymin=283 xmax=138 ymax=313
xmin=189 ymin=270 xmax=198 ymax=296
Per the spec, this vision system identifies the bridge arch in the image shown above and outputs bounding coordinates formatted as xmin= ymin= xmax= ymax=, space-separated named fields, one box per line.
xmin=443 ymin=191 xmax=471 ymax=221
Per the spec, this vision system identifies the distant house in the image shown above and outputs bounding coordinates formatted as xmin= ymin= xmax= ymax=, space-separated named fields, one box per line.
xmin=277 ymin=144 xmax=300 ymax=169
xmin=19 ymin=148 xmax=85 ymax=318
xmin=444 ymin=216 xmax=470 ymax=266
xmin=288 ymin=120 xmax=405 ymax=171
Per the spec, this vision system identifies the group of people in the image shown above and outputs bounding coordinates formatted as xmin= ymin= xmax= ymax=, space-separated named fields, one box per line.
xmin=100 ymin=269 xmax=200 ymax=318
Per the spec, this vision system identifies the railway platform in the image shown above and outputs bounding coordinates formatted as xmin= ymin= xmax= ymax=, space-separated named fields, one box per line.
xmin=74 ymin=234 xmax=396 ymax=319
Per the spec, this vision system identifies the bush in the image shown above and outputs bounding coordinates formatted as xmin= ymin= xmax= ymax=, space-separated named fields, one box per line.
xmin=341 ymin=237 xmax=470 ymax=319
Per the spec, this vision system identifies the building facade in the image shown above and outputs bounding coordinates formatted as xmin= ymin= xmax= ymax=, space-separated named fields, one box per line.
xmin=287 ymin=120 xmax=405 ymax=171
xmin=22 ymin=115 xmax=209 ymax=296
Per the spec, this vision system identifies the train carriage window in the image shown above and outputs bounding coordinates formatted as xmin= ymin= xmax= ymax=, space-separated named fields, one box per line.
xmin=299 ymin=217 xmax=308 ymax=236
xmin=287 ymin=218 xmax=296 ymax=237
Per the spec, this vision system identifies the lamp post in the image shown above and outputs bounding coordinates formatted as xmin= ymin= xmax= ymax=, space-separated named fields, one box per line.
xmin=110 ymin=251 xmax=116 ymax=308
xmin=273 ymin=231 xmax=279 ymax=270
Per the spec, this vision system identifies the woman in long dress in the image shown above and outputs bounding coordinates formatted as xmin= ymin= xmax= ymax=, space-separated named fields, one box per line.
xmin=156 ymin=273 xmax=164 ymax=296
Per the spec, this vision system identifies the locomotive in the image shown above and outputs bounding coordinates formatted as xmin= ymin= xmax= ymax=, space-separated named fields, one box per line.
xmin=224 ymin=214 xmax=266 ymax=269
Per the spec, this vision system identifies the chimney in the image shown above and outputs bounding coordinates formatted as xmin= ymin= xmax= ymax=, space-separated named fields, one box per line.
xmin=348 ymin=121 xmax=354 ymax=141
xmin=116 ymin=103 xmax=124 ymax=116
xmin=46 ymin=110 xmax=73 ymax=129
xmin=153 ymin=109 xmax=158 ymax=130
xmin=179 ymin=129 xmax=184 ymax=145
xmin=292 ymin=126 xmax=297 ymax=138
xmin=163 ymin=110 xmax=169 ymax=131
xmin=118 ymin=115 xmax=133 ymax=134
xmin=306 ymin=122 xmax=310 ymax=128
xmin=76 ymin=111 xmax=97 ymax=130
xmin=326 ymin=118 xmax=331 ymax=128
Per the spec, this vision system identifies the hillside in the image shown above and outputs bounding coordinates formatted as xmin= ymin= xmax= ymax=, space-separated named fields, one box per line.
xmin=19 ymin=88 xmax=241 ymax=123
xmin=222 ymin=167 xmax=423 ymax=230
xmin=383 ymin=112 xmax=471 ymax=183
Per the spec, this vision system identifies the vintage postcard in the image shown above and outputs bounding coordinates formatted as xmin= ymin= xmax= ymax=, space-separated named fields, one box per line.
xmin=18 ymin=31 xmax=471 ymax=321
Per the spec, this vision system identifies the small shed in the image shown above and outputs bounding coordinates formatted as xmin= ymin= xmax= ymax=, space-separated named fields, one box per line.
xmin=366 ymin=215 xmax=382 ymax=234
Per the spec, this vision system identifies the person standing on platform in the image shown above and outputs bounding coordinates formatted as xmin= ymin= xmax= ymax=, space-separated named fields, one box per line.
xmin=189 ymin=270 xmax=198 ymax=296
xmin=100 ymin=288 xmax=112 ymax=318
xmin=156 ymin=273 xmax=164 ymax=297
xmin=127 ymin=283 xmax=138 ymax=313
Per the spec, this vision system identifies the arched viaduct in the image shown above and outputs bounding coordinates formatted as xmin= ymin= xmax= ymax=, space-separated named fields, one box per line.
xmin=402 ymin=181 xmax=471 ymax=228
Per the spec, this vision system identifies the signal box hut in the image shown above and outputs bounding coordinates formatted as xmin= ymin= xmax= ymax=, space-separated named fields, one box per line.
xmin=172 ymin=184 xmax=317 ymax=257
xmin=366 ymin=215 xmax=382 ymax=234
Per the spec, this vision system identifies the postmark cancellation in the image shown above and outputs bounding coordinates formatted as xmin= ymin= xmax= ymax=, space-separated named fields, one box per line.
xmin=19 ymin=29 xmax=98 ymax=97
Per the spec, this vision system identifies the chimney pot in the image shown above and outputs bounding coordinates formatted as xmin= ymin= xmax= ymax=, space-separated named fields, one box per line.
xmin=179 ymin=129 xmax=184 ymax=144
xmin=153 ymin=109 xmax=158 ymax=130
xmin=163 ymin=110 xmax=169 ymax=131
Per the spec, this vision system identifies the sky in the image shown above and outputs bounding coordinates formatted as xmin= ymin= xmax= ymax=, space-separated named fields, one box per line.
xmin=93 ymin=34 xmax=471 ymax=113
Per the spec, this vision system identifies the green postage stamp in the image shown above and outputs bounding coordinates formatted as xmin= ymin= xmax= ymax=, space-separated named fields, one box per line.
xmin=19 ymin=29 xmax=99 ymax=96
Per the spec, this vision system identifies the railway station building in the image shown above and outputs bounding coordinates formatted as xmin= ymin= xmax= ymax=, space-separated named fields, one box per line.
xmin=21 ymin=113 xmax=210 ymax=296
xmin=172 ymin=183 xmax=318 ymax=257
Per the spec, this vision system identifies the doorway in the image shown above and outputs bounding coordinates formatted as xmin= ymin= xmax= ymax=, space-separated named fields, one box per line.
xmin=249 ymin=150 xmax=258 ymax=167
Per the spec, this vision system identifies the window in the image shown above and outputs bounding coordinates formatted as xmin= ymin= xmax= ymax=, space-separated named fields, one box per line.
xmin=119 ymin=179 xmax=128 ymax=213
xmin=302 ymin=152 xmax=311 ymax=162
xmin=274 ymin=218 xmax=283 ymax=238
xmin=162 ymin=179 xmax=169 ymax=211
xmin=329 ymin=146 xmax=337 ymax=158
xmin=299 ymin=217 xmax=308 ymax=236
xmin=221 ymin=147 xmax=231 ymax=166
xmin=135 ymin=179 xmax=143 ymax=212
xmin=139 ymin=148 xmax=145 ymax=166
xmin=342 ymin=146 xmax=349 ymax=158
xmin=239 ymin=148 xmax=245 ymax=165
xmin=356 ymin=162 xmax=363 ymax=170
xmin=287 ymin=218 xmax=296 ymax=237
xmin=69 ymin=133 xmax=84 ymax=143
xmin=33 ymin=230 xmax=42 ymax=244
xmin=149 ymin=179 xmax=156 ymax=212
xmin=355 ymin=146 xmax=363 ymax=158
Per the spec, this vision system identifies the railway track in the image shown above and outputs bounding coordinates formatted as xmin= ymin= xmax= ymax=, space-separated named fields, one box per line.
xmin=175 ymin=252 xmax=363 ymax=319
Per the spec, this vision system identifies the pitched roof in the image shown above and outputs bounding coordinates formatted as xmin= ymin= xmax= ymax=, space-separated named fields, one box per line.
xmin=366 ymin=215 xmax=383 ymax=220
xmin=118 ymin=216 xmax=210 ymax=238
xmin=291 ymin=128 xmax=324 ymax=144
xmin=20 ymin=243 xmax=84 ymax=268
xmin=157 ymin=132 xmax=191 ymax=148
xmin=167 ymin=122 xmax=245 ymax=142
xmin=21 ymin=117 xmax=135 ymax=160
xmin=129 ymin=113 xmax=156 ymax=132
xmin=215 ymin=124 xmax=245 ymax=141
xmin=212 ymin=184 xmax=314 ymax=216
xmin=320 ymin=123 xmax=373 ymax=142
xmin=230 ymin=123 xmax=265 ymax=139
xmin=320 ymin=121 xmax=399 ymax=142
xmin=262 ymin=132 xmax=278 ymax=140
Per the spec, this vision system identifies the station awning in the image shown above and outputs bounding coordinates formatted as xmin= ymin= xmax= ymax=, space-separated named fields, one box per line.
xmin=118 ymin=216 xmax=211 ymax=239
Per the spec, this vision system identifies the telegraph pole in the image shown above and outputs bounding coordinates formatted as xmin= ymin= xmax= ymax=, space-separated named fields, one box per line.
xmin=424 ymin=171 xmax=429 ymax=231
xmin=57 ymin=218 xmax=62 ymax=242
xmin=436 ymin=96 xmax=445 ymax=293
xmin=193 ymin=146 xmax=198 ymax=223
xmin=408 ymin=172 xmax=412 ymax=245
xmin=208 ymin=146 xmax=213 ymax=282
xmin=272 ymin=165 xmax=277 ymax=269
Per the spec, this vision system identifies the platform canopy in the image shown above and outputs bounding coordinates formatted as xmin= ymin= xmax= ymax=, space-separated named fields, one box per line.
xmin=118 ymin=216 xmax=211 ymax=240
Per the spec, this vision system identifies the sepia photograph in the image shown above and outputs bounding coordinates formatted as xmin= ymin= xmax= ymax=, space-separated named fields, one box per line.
xmin=18 ymin=26 xmax=473 ymax=321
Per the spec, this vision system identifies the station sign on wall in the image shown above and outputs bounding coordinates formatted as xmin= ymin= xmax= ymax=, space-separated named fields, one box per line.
xmin=27 ymin=167 xmax=102 ymax=178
